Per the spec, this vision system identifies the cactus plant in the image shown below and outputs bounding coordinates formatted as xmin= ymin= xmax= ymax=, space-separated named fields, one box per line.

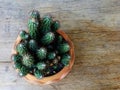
xmin=37 ymin=47 xmax=47 ymax=60
xmin=41 ymin=15 xmax=52 ymax=33
xmin=16 ymin=43 xmax=28 ymax=55
xmin=19 ymin=66 xmax=29 ymax=76
xmin=22 ymin=54 xmax=34 ymax=68
xmin=12 ymin=54 xmax=22 ymax=62
xmin=51 ymin=21 xmax=60 ymax=32
xmin=29 ymin=10 xmax=40 ymax=20
xmin=13 ymin=10 xmax=72 ymax=79
xmin=58 ymin=43 xmax=70 ymax=54
xmin=29 ymin=39 xmax=38 ymax=52
xmin=61 ymin=54 xmax=71 ymax=66
xmin=28 ymin=18 xmax=39 ymax=40
xmin=56 ymin=35 xmax=63 ymax=44
xmin=14 ymin=61 xmax=22 ymax=69
xmin=41 ymin=32 xmax=55 ymax=45
xmin=20 ymin=31 xmax=29 ymax=40
xmin=34 ymin=69 xmax=43 ymax=79
xmin=36 ymin=62 xmax=46 ymax=70
xmin=47 ymin=52 xmax=56 ymax=60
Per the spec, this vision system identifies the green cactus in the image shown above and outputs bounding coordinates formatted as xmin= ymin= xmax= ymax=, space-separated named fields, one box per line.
xmin=14 ymin=62 xmax=22 ymax=69
xmin=41 ymin=15 xmax=52 ymax=33
xmin=61 ymin=54 xmax=71 ymax=66
xmin=20 ymin=31 xmax=29 ymax=40
xmin=41 ymin=32 xmax=55 ymax=45
xmin=51 ymin=21 xmax=60 ymax=32
xmin=16 ymin=43 xmax=28 ymax=55
xmin=57 ymin=35 xmax=63 ymax=44
xmin=53 ymin=65 xmax=57 ymax=70
xmin=36 ymin=62 xmax=46 ymax=70
xmin=58 ymin=43 xmax=70 ymax=54
xmin=12 ymin=54 xmax=22 ymax=62
xmin=29 ymin=10 xmax=40 ymax=20
xmin=47 ymin=52 xmax=56 ymax=60
xmin=22 ymin=54 xmax=34 ymax=68
xmin=34 ymin=70 xmax=43 ymax=79
xmin=37 ymin=47 xmax=47 ymax=60
xmin=13 ymin=10 xmax=73 ymax=78
xmin=19 ymin=66 xmax=29 ymax=76
xmin=28 ymin=18 xmax=39 ymax=39
xmin=29 ymin=39 xmax=38 ymax=52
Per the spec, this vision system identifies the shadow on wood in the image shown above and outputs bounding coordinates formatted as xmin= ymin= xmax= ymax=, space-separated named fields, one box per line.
xmin=52 ymin=20 xmax=120 ymax=90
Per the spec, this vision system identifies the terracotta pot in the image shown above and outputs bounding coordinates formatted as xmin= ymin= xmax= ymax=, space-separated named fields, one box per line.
xmin=11 ymin=30 xmax=75 ymax=85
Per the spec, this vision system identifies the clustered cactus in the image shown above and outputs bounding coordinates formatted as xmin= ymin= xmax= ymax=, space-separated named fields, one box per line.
xmin=12 ymin=10 xmax=71 ymax=79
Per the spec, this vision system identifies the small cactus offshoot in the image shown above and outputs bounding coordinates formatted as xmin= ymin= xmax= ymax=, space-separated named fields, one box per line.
xmin=36 ymin=62 xmax=46 ymax=70
xmin=56 ymin=35 xmax=63 ymax=44
xmin=22 ymin=54 xmax=34 ymax=68
xmin=29 ymin=39 xmax=38 ymax=52
xmin=37 ymin=47 xmax=47 ymax=60
xmin=58 ymin=43 xmax=70 ymax=54
xmin=16 ymin=43 xmax=28 ymax=55
xmin=34 ymin=70 xmax=43 ymax=79
xmin=13 ymin=10 xmax=71 ymax=79
xmin=12 ymin=54 xmax=22 ymax=62
xmin=47 ymin=52 xmax=56 ymax=60
xmin=19 ymin=66 xmax=29 ymax=76
xmin=28 ymin=18 xmax=39 ymax=40
xmin=61 ymin=54 xmax=71 ymax=66
xmin=41 ymin=32 xmax=55 ymax=45
xmin=20 ymin=31 xmax=29 ymax=40
xmin=29 ymin=10 xmax=40 ymax=20
xmin=51 ymin=21 xmax=60 ymax=32
xmin=41 ymin=15 xmax=52 ymax=33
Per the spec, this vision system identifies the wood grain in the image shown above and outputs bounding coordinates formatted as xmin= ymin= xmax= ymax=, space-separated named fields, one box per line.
xmin=0 ymin=0 xmax=120 ymax=90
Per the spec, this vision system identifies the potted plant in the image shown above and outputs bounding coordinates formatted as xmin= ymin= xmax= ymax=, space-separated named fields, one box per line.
xmin=11 ymin=10 xmax=75 ymax=84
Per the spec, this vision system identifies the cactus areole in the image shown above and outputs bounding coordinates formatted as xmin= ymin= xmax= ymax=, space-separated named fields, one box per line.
xmin=12 ymin=10 xmax=74 ymax=84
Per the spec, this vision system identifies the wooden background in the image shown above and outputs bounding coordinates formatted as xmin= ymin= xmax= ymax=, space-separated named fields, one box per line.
xmin=0 ymin=0 xmax=120 ymax=90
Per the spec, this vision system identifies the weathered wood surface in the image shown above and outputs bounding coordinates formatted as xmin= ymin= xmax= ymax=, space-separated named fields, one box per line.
xmin=0 ymin=0 xmax=120 ymax=90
